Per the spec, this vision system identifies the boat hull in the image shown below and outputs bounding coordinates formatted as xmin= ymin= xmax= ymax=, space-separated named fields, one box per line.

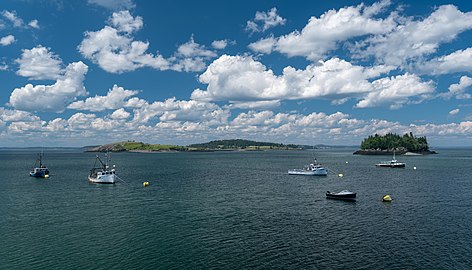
xmin=288 ymin=168 xmax=328 ymax=176
xmin=376 ymin=163 xmax=405 ymax=168
xmin=30 ymin=169 xmax=49 ymax=178
xmin=88 ymin=174 xmax=115 ymax=184
xmin=326 ymin=191 xmax=356 ymax=201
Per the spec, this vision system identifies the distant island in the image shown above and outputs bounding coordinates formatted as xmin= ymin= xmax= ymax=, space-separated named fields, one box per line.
xmin=354 ymin=132 xmax=437 ymax=155
xmin=86 ymin=141 xmax=187 ymax=152
xmin=188 ymin=139 xmax=300 ymax=150
xmin=86 ymin=139 xmax=302 ymax=152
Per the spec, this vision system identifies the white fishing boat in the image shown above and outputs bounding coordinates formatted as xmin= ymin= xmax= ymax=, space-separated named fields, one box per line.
xmin=88 ymin=152 xmax=116 ymax=184
xmin=288 ymin=157 xmax=328 ymax=176
xmin=376 ymin=151 xmax=406 ymax=168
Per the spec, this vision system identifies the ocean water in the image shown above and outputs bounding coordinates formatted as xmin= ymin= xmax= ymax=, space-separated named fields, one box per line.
xmin=1 ymin=148 xmax=471 ymax=269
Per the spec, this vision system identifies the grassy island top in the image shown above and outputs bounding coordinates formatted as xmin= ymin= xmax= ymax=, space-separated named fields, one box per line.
xmin=86 ymin=139 xmax=302 ymax=152
xmin=360 ymin=132 xmax=430 ymax=153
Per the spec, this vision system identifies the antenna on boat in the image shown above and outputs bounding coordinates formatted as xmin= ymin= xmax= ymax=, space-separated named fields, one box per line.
xmin=312 ymin=145 xmax=317 ymax=164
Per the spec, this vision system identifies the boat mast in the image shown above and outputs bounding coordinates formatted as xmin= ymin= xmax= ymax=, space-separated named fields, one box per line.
xmin=38 ymin=153 xmax=43 ymax=168
xmin=312 ymin=145 xmax=317 ymax=164
xmin=96 ymin=155 xmax=106 ymax=170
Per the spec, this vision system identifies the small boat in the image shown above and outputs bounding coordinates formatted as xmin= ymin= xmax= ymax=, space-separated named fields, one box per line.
xmin=88 ymin=152 xmax=116 ymax=184
xmin=30 ymin=153 xmax=49 ymax=178
xmin=326 ymin=190 xmax=356 ymax=201
xmin=375 ymin=151 xmax=405 ymax=168
xmin=288 ymin=149 xmax=328 ymax=176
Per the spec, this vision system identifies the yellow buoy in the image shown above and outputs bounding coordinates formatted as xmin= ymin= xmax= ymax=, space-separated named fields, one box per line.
xmin=143 ymin=181 xmax=150 ymax=187
xmin=383 ymin=195 xmax=392 ymax=202
xmin=338 ymin=173 xmax=344 ymax=178
xmin=44 ymin=174 xmax=49 ymax=178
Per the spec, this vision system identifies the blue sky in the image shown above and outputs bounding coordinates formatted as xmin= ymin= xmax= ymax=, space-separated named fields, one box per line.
xmin=1 ymin=0 xmax=471 ymax=147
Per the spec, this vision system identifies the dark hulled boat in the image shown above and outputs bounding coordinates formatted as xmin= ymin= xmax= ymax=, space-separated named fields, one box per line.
xmin=326 ymin=190 xmax=356 ymax=201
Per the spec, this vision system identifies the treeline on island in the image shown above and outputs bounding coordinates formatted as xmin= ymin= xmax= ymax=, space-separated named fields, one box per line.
xmin=86 ymin=139 xmax=301 ymax=152
xmin=188 ymin=139 xmax=300 ymax=150
xmin=354 ymin=132 xmax=436 ymax=155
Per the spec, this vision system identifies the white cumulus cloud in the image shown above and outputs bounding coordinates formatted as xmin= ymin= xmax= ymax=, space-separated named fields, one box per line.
xmin=354 ymin=5 xmax=472 ymax=67
xmin=246 ymin=7 xmax=286 ymax=34
xmin=78 ymin=11 xmax=169 ymax=73
xmin=110 ymin=108 xmax=131 ymax=120
xmin=192 ymin=55 xmax=418 ymax=109
xmin=170 ymin=36 xmax=218 ymax=72
xmin=211 ymin=39 xmax=233 ymax=50
xmin=68 ymin=84 xmax=140 ymax=112
xmin=449 ymin=109 xmax=460 ymax=115
xmin=1 ymin=10 xmax=39 ymax=29
xmin=9 ymin=62 xmax=88 ymax=112
xmin=0 ymin=35 xmax=15 ymax=46
xmin=131 ymin=98 xmax=229 ymax=125
xmin=419 ymin=48 xmax=472 ymax=75
xmin=79 ymin=11 xmax=219 ymax=73
xmin=0 ymin=108 xmax=40 ymax=122
xmin=441 ymin=76 xmax=472 ymax=100
xmin=28 ymin=19 xmax=39 ymax=29
xmin=2 ymin=10 xmax=24 ymax=28
xmin=356 ymin=73 xmax=434 ymax=109
xmin=15 ymin=46 xmax=63 ymax=80
xmin=249 ymin=1 xmax=396 ymax=60
xmin=109 ymin=9 xmax=142 ymax=33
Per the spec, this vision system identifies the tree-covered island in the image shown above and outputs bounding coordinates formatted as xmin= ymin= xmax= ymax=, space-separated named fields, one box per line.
xmin=188 ymin=139 xmax=300 ymax=150
xmin=354 ymin=132 xmax=437 ymax=155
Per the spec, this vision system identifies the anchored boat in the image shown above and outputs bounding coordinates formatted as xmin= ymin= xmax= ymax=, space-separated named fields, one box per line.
xmin=88 ymin=152 xmax=116 ymax=184
xmin=376 ymin=151 xmax=406 ymax=168
xmin=326 ymin=190 xmax=357 ymax=201
xmin=30 ymin=153 xmax=50 ymax=178
xmin=289 ymin=147 xmax=328 ymax=176
xmin=288 ymin=157 xmax=328 ymax=176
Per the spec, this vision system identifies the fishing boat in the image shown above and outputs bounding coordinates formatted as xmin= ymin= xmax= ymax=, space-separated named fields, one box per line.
xmin=376 ymin=151 xmax=406 ymax=168
xmin=30 ymin=153 xmax=50 ymax=178
xmin=326 ymin=190 xmax=356 ymax=201
xmin=289 ymin=147 xmax=328 ymax=176
xmin=88 ymin=152 xmax=116 ymax=184
xmin=288 ymin=157 xmax=328 ymax=176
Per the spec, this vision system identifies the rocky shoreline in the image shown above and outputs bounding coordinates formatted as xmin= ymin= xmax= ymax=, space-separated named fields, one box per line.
xmin=353 ymin=149 xmax=437 ymax=155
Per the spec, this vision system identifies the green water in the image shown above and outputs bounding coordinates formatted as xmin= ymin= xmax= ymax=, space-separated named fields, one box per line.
xmin=1 ymin=149 xmax=471 ymax=269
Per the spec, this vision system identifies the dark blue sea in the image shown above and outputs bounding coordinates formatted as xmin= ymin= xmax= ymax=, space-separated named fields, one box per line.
xmin=1 ymin=148 xmax=471 ymax=269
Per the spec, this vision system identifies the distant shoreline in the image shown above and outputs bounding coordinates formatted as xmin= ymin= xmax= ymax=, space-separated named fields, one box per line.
xmin=353 ymin=149 xmax=438 ymax=155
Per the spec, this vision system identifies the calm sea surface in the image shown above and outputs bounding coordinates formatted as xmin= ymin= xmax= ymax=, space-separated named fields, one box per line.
xmin=1 ymin=148 xmax=471 ymax=269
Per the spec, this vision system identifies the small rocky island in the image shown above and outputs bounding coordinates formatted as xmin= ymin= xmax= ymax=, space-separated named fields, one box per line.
xmin=353 ymin=132 xmax=437 ymax=155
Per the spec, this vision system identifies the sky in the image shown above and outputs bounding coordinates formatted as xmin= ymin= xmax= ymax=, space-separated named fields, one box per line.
xmin=0 ymin=0 xmax=471 ymax=147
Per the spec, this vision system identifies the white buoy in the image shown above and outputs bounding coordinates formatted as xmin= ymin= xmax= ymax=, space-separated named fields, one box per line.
xmin=345 ymin=161 xmax=349 ymax=164
xmin=413 ymin=166 xmax=417 ymax=170
xmin=338 ymin=173 xmax=344 ymax=178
